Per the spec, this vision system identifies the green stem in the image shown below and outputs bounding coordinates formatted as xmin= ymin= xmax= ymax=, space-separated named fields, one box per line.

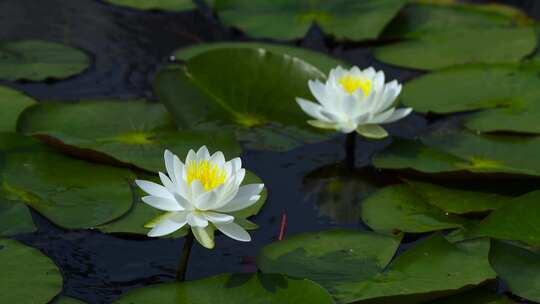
xmin=176 ymin=230 xmax=194 ymax=282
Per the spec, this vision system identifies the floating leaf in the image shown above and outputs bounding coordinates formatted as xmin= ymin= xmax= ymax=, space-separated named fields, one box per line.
xmin=103 ymin=0 xmax=195 ymax=11
xmin=472 ymin=190 xmax=540 ymax=246
xmin=374 ymin=129 xmax=540 ymax=176
xmin=336 ymin=236 xmax=496 ymax=303
xmin=427 ymin=286 xmax=515 ymax=304
xmin=52 ymin=297 xmax=87 ymax=304
xmin=155 ymin=48 xmax=333 ymax=151
xmin=0 ymin=133 xmax=135 ymax=229
xmin=114 ymin=273 xmax=335 ymax=304
xmin=490 ymin=241 xmax=540 ymax=303
xmin=401 ymin=63 xmax=540 ymax=134
xmin=213 ymin=0 xmax=405 ymax=41
xmin=0 ymin=198 xmax=36 ymax=236
xmin=374 ymin=2 xmax=537 ymax=70
xmin=18 ymin=100 xmax=241 ymax=173
xmin=361 ymin=185 xmax=470 ymax=234
xmin=258 ymin=231 xmax=494 ymax=303
xmin=257 ymin=229 xmax=401 ymax=303
xmin=97 ymin=171 xmax=266 ymax=236
xmin=0 ymin=86 xmax=36 ymax=132
xmin=404 ymin=180 xmax=510 ymax=214
xmin=0 ymin=40 xmax=90 ymax=81
xmin=0 ymin=238 xmax=63 ymax=304
xmin=173 ymin=42 xmax=346 ymax=73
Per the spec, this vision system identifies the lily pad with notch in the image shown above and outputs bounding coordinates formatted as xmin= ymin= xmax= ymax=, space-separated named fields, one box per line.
xmin=172 ymin=42 xmax=346 ymax=74
xmin=0 ymin=40 xmax=90 ymax=81
xmin=18 ymin=99 xmax=241 ymax=173
xmin=212 ymin=0 xmax=406 ymax=41
xmin=113 ymin=272 xmax=335 ymax=304
xmin=0 ymin=238 xmax=63 ymax=304
xmin=0 ymin=86 xmax=36 ymax=132
xmin=374 ymin=128 xmax=540 ymax=177
xmin=400 ymin=63 xmax=540 ymax=134
xmin=0 ymin=133 xmax=135 ymax=229
xmin=374 ymin=1 xmax=537 ymax=70
xmin=155 ymin=48 xmax=334 ymax=151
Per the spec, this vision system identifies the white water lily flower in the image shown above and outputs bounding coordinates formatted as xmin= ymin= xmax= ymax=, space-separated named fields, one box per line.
xmin=135 ymin=146 xmax=264 ymax=249
xmin=296 ymin=66 xmax=413 ymax=139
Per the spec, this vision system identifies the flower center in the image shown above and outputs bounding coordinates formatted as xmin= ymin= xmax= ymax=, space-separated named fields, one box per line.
xmin=186 ymin=160 xmax=227 ymax=191
xmin=339 ymin=75 xmax=372 ymax=95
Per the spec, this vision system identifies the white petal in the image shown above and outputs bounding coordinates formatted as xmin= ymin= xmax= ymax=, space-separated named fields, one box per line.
xmin=381 ymin=108 xmax=413 ymax=124
xmin=147 ymin=212 xmax=187 ymax=237
xmin=215 ymin=222 xmax=251 ymax=242
xmin=185 ymin=149 xmax=196 ymax=165
xmin=369 ymin=108 xmax=395 ymax=124
xmin=308 ymin=80 xmax=327 ymax=103
xmin=203 ymin=211 xmax=234 ymax=224
xmin=196 ymin=145 xmax=210 ymax=161
xmin=164 ymin=150 xmax=176 ymax=185
xmin=216 ymin=184 xmax=264 ymax=213
xmin=341 ymin=94 xmax=359 ymax=116
xmin=296 ymin=98 xmax=329 ymax=121
xmin=235 ymin=168 xmax=246 ymax=186
xmin=135 ymin=180 xmax=174 ymax=200
xmin=195 ymin=191 xmax=217 ymax=210
xmin=230 ymin=157 xmax=242 ymax=172
xmin=187 ymin=212 xmax=209 ymax=227
xmin=209 ymin=151 xmax=225 ymax=167
xmin=192 ymin=226 xmax=215 ymax=249
xmin=190 ymin=180 xmax=206 ymax=201
xmin=142 ymin=196 xmax=182 ymax=211
xmin=307 ymin=120 xmax=337 ymax=130
xmin=159 ymin=172 xmax=176 ymax=193
xmin=356 ymin=124 xmax=389 ymax=139
xmin=173 ymin=192 xmax=193 ymax=211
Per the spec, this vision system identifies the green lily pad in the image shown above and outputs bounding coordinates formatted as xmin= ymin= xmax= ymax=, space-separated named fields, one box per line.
xmin=52 ymin=297 xmax=87 ymax=304
xmin=173 ymin=42 xmax=346 ymax=73
xmin=0 ymin=238 xmax=63 ymax=304
xmin=490 ymin=241 xmax=540 ymax=303
xmin=258 ymin=231 xmax=495 ymax=303
xmin=0 ymin=40 xmax=90 ymax=81
xmin=401 ymin=63 xmax=540 ymax=134
xmin=0 ymin=133 xmax=135 ymax=229
xmin=472 ymin=190 xmax=540 ymax=246
xmin=213 ymin=0 xmax=405 ymax=41
xmin=103 ymin=0 xmax=195 ymax=11
xmin=257 ymin=229 xmax=402 ymax=303
xmin=374 ymin=129 xmax=540 ymax=176
xmin=427 ymin=287 xmax=515 ymax=304
xmin=155 ymin=48 xmax=333 ymax=151
xmin=17 ymin=100 xmax=241 ymax=173
xmin=404 ymin=180 xmax=510 ymax=214
xmin=337 ymin=236 xmax=496 ymax=303
xmin=374 ymin=2 xmax=537 ymax=70
xmin=97 ymin=171 xmax=266 ymax=237
xmin=361 ymin=184 xmax=471 ymax=234
xmin=0 ymin=198 xmax=36 ymax=236
xmin=0 ymin=86 xmax=36 ymax=132
xmin=114 ymin=273 xmax=335 ymax=304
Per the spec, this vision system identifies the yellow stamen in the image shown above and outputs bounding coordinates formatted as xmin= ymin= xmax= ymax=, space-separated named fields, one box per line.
xmin=186 ymin=160 xmax=227 ymax=191
xmin=339 ymin=75 xmax=372 ymax=95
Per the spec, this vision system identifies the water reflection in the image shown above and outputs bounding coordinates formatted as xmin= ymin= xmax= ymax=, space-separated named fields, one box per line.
xmin=303 ymin=164 xmax=398 ymax=225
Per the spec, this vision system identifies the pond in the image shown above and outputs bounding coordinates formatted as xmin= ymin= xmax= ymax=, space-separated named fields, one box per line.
xmin=1 ymin=0 xmax=540 ymax=303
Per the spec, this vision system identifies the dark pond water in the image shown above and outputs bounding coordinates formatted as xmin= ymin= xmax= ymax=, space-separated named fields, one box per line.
xmin=1 ymin=0 xmax=540 ymax=303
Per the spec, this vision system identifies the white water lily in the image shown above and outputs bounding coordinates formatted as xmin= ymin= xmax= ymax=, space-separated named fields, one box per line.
xmin=135 ymin=146 xmax=264 ymax=249
xmin=296 ymin=66 xmax=413 ymax=139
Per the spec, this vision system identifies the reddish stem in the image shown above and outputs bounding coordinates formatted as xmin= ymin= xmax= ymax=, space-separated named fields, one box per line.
xmin=278 ymin=211 xmax=288 ymax=241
